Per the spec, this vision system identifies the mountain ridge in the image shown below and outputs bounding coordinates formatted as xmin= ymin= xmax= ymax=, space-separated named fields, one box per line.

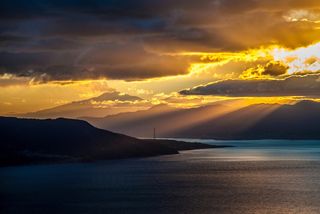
xmin=85 ymin=100 xmax=320 ymax=140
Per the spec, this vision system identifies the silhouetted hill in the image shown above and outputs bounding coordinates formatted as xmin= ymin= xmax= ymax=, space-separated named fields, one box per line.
xmin=0 ymin=117 xmax=220 ymax=166
xmin=85 ymin=101 xmax=320 ymax=140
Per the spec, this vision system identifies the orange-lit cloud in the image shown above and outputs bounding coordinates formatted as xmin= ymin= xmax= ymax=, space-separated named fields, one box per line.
xmin=272 ymin=42 xmax=320 ymax=74
xmin=1 ymin=0 xmax=320 ymax=114
xmin=284 ymin=9 xmax=320 ymax=23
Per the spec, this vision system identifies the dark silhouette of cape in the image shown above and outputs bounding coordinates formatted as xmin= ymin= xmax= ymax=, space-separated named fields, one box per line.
xmin=85 ymin=100 xmax=320 ymax=140
xmin=0 ymin=117 xmax=220 ymax=166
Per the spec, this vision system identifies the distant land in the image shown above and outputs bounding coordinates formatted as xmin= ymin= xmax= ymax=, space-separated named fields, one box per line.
xmin=0 ymin=117 xmax=223 ymax=166
xmin=16 ymin=91 xmax=148 ymax=119
xmin=85 ymin=100 xmax=320 ymax=140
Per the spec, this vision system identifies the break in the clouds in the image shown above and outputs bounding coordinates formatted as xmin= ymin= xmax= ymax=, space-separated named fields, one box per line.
xmin=1 ymin=0 xmax=320 ymax=82
xmin=180 ymin=74 xmax=320 ymax=97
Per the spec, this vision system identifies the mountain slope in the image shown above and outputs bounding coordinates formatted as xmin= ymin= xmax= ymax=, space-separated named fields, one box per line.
xmin=175 ymin=100 xmax=320 ymax=139
xmin=85 ymin=102 xmax=247 ymax=138
xmin=85 ymin=101 xmax=320 ymax=140
xmin=239 ymin=100 xmax=320 ymax=139
xmin=0 ymin=117 xmax=219 ymax=166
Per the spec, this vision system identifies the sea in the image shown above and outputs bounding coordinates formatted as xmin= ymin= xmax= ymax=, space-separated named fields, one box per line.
xmin=2 ymin=139 xmax=320 ymax=214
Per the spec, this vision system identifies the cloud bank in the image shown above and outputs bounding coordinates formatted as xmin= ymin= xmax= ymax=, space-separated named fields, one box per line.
xmin=1 ymin=0 xmax=320 ymax=82
xmin=180 ymin=74 xmax=320 ymax=97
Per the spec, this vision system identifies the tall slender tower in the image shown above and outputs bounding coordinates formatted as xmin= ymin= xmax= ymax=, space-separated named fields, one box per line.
xmin=153 ymin=128 xmax=156 ymax=139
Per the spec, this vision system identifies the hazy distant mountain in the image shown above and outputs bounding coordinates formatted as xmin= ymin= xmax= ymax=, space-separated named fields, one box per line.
xmin=0 ymin=117 xmax=219 ymax=166
xmin=170 ymin=100 xmax=320 ymax=140
xmin=236 ymin=100 xmax=320 ymax=140
xmin=84 ymin=102 xmax=245 ymax=138
xmin=85 ymin=100 xmax=320 ymax=140
xmin=82 ymin=104 xmax=180 ymax=137
xmin=18 ymin=91 xmax=148 ymax=119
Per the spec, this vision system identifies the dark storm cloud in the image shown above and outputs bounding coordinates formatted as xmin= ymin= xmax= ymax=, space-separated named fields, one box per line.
xmin=1 ymin=0 xmax=320 ymax=81
xmin=262 ymin=62 xmax=288 ymax=76
xmin=241 ymin=61 xmax=289 ymax=78
xmin=0 ymin=41 xmax=192 ymax=81
xmin=180 ymin=75 xmax=320 ymax=97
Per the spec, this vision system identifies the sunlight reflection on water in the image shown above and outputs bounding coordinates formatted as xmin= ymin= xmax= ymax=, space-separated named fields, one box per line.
xmin=165 ymin=139 xmax=320 ymax=161
xmin=1 ymin=140 xmax=320 ymax=214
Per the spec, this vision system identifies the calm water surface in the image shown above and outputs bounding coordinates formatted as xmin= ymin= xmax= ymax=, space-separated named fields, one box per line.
xmin=1 ymin=140 xmax=320 ymax=214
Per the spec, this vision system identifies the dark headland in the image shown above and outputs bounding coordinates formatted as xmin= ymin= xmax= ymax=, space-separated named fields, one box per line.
xmin=0 ymin=117 xmax=227 ymax=166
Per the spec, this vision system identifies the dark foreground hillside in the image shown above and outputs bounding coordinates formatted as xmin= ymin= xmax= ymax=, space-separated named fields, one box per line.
xmin=0 ymin=117 xmax=220 ymax=166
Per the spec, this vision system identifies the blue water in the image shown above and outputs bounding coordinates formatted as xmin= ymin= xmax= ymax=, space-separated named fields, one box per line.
xmin=166 ymin=139 xmax=320 ymax=161
xmin=1 ymin=140 xmax=320 ymax=214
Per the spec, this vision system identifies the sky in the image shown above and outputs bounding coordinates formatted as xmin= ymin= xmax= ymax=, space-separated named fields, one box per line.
xmin=1 ymin=0 xmax=320 ymax=114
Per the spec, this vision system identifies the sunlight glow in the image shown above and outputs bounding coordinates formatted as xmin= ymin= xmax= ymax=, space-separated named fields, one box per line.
xmin=272 ymin=42 xmax=320 ymax=74
xmin=1 ymin=41 xmax=320 ymax=114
